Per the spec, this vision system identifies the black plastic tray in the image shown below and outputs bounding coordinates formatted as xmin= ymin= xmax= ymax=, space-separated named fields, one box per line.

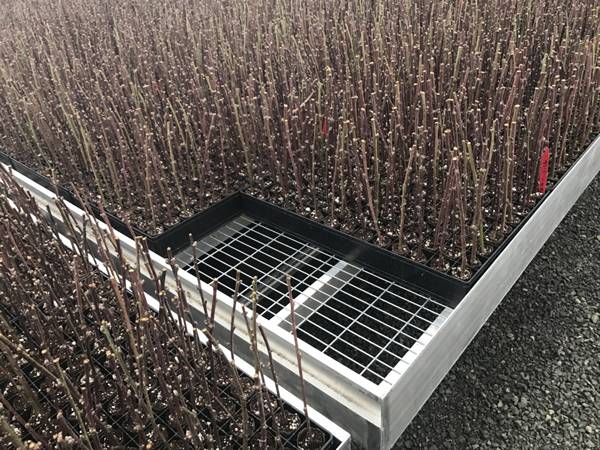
xmin=0 ymin=149 xmax=465 ymax=305
xmin=1 ymin=141 xmax=591 ymax=309
xmin=0 ymin=150 xmax=199 ymax=256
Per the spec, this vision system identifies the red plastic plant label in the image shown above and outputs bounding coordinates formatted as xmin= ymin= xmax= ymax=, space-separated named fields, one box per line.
xmin=322 ymin=117 xmax=329 ymax=137
xmin=538 ymin=147 xmax=550 ymax=193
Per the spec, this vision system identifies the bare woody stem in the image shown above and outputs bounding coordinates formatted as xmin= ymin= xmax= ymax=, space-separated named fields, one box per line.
xmin=286 ymin=275 xmax=311 ymax=432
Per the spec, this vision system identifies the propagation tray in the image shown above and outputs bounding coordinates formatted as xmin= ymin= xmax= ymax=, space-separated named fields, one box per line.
xmin=2 ymin=133 xmax=599 ymax=449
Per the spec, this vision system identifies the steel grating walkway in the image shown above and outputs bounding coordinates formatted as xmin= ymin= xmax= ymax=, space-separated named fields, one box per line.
xmin=176 ymin=215 xmax=452 ymax=385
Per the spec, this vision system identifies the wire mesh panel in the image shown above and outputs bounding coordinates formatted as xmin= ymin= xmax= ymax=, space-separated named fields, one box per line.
xmin=178 ymin=215 xmax=452 ymax=386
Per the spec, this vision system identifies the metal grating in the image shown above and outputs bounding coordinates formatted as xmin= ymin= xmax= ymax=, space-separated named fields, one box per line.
xmin=177 ymin=215 xmax=452 ymax=385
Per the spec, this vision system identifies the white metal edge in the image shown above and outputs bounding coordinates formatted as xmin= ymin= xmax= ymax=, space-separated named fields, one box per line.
xmin=381 ymin=135 xmax=600 ymax=449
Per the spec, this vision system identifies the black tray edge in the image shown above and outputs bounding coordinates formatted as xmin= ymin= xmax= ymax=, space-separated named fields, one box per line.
xmin=3 ymin=135 xmax=596 ymax=309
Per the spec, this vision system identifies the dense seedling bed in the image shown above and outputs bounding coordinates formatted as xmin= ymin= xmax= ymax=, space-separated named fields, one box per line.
xmin=0 ymin=0 xmax=598 ymax=280
xmin=0 ymin=179 xmax=335 ymax=449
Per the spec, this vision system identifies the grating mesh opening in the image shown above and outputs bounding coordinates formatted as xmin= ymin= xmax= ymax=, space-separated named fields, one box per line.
xmin=178 ymin=215 xmax=451 ymax=385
